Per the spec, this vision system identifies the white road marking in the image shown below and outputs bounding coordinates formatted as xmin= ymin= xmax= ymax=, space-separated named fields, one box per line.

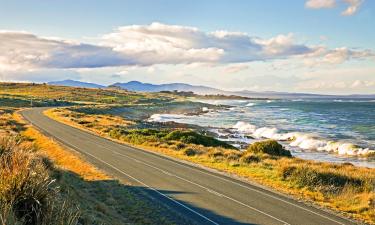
xmin=206 ymin=189 xmax=223 ymax=197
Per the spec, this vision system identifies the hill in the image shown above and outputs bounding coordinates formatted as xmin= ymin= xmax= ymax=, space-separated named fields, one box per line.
xmin=109 ymin=81 xmax=223 ymax=94
xmin=48 ymin=79 xmax=105 ymax=89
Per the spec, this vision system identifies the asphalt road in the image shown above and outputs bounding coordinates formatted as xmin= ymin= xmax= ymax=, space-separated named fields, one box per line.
xmin=21 ymin=107 xmax=360 ymax=225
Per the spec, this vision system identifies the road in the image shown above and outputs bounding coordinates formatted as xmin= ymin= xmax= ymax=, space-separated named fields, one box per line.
xmin=21 ymin=107 xmax=359 ymax=225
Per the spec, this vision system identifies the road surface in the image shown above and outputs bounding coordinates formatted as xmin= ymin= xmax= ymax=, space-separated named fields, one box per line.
xmin=22 ymin=108 xmax=359 ymax=225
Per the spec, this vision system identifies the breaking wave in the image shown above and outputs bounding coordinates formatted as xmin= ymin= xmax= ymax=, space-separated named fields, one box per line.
xmin=233 ymin=121 xmax=375 ymax=156
xmin=148 ymin=114 xmax=187 ymax=122
xmin=246 ymin=102 xmax=256 ymax=107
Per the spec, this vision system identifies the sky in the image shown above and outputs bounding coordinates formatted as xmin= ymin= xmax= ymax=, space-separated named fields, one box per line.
xmin=0 ymin=0 xmax=374 ymax=94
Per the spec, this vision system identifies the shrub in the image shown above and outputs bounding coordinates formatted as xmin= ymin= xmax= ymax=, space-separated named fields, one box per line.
xmin=175 ymin=143 xmax=186 ymax=150
xmin=183 ymin=148 xmax=199 ymax=156
xmin=247 ymin=140 xmax=291 ymax=157
xmin=164 ymin=130 xmax=236 ymax=149
xmin=77 ymin=120 xmax=90 ymax=125
xmin=280 ymin=165 xmax=370 ymax=194
xmin=240 ymin=152 xmax=260 ymax=164
xmin=224 ymin=151 xmax=242 ymax=161
xmin=207 ymin=149 xmax=224 ymax=158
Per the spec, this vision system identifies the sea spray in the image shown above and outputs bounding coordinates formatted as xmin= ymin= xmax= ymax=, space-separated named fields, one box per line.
xmin=233 ymin=121 xmax=375 ymax=156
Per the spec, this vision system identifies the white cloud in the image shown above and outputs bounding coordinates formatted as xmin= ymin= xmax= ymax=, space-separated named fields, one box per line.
xmin=101 ymin=22 xmax=313 ymax=65
xmin=305 ymin=0 xmax=364 ymax=16
xmin=0 ymin=31 xmax=132 ymax=72
xmin=305 ymin=0 xmax=336 ymax=9
xmin=342 ymin=0 xmax=363 ymax=15
xmin=0 ymin=24 xmax=314 ymax=71
xmin=224 ymin=64 xmax=249 ymax=74
xmin=302 ymin=47 xmax=374 ymax=66
xmin=0 ymin=23 xmax=372 ymax=74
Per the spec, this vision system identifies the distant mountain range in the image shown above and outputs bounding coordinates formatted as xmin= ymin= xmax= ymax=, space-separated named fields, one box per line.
xmin=48 ymin=80 xmax=375 ymax=99
xmin=48 ymin=79 xmax=105 ymax=89
xmin=110 ymin=81 xmax=223 ymax=94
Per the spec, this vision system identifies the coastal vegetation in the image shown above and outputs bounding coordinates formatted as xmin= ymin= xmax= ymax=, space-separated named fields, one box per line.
xmin=47 ymin=107 xmax=375 ymax=224
xmin=1 ymin=83 xmax=374 ymax=224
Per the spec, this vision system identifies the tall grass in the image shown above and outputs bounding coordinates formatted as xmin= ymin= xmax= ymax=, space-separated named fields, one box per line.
xmin=0 ymin=136 xmax=79 ymax=225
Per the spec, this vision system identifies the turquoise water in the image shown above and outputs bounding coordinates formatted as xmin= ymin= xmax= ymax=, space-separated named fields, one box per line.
xmin=149 ymin=99 xmax=375 ymax=168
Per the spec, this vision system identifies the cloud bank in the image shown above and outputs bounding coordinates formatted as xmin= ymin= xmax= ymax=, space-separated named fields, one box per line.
xmin=0 ymin=23 xmax=314 ymax=71
xmin=0 ymin=22 xmax=372 ymax=73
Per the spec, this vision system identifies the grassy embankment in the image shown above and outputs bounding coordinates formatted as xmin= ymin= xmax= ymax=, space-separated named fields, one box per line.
xmin=0 ymin=84 xmax=199 ymax=225
xmin=47 ymin=107 xmax=375 ymax=224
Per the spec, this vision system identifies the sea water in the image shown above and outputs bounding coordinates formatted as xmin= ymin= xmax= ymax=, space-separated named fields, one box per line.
xmin=149 ymin=99 xmax=375 ymax=168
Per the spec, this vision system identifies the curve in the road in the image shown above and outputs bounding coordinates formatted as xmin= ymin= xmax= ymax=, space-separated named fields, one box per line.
xmin=21 ymin=108 xmax=359 ymax=225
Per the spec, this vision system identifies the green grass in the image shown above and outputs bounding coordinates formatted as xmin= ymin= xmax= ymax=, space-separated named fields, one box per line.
xmin=247 ymin=140 xmax=292 ymax=157
xmin=109 ymin=128 xmax=237 ymax=149
xmin=0 ymin=82 xmax=176 ymax=105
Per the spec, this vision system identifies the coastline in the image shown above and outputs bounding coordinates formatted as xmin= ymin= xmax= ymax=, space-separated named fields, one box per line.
xmin=147 ymin=99 xmax=375 ymax=168
xmin=45 ymin=106 xmax=375 ymax=224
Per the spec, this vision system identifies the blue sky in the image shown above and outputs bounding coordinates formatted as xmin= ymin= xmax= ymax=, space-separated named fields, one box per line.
xmin=0 ymin=0 xmax=374 ymax=94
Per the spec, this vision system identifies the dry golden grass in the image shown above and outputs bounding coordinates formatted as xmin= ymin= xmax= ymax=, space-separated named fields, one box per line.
xmin=48 ymin=107 xmax=375 ymax=224
xmin=13 ymin=111 xmax=110 ymax=182
xmin=0 ymin=111 xmax=80 ymax=225
xmin=24 ymin=128 xmax=110 ymax=181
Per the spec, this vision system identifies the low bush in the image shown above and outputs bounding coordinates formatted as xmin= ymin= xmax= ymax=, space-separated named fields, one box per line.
xmin=108 ymin=128 xmax=236 ymax=150
xmin=240 ymin=152 xmax=261 ymax=164
xmin=175 ymin=142 xmax=186 ymax=150
xmin=247 ymin=140 xmax=291 ymax=157
xmin=164 ymin=130 xmax=236 ymax=149
xmin=224 ymin=150 xmax=242 ymax=161
xmin=280 ymin=164 xmax=373 ymax=194
xmin=207 ymin=149 xmax=224 ymax=158
xmin=183 ymin=148 xmax=200 ymax=156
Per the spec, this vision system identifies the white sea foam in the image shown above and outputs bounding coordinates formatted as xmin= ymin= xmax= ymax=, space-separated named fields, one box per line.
xmin=202 ymin=107 xmax=209 ymax=112
xmin=233 ymin=121 xmax=375 ymax=156
xmin=148 ymin=114 xmax=186 ymax=122
xmin=147 ymin=113 xmax=375 ymax=157
xmin=246 ymin=102 xmax=256 ymax=107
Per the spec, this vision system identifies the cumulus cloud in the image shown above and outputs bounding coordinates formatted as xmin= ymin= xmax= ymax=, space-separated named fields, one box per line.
xmin=305 ymin=0 xmax=364 ymax=15
xmin=305 ymin=0 xmax=336 ymax=9
xmin=0 ymin=23 xmax=372 ymax=73
xmin=0 ymin=31 xmax=133 ymax=71
xmin=303 ymin=47 xmax=374 ymax=66
xmin=101 ymin=23 xmax=313 ymax=65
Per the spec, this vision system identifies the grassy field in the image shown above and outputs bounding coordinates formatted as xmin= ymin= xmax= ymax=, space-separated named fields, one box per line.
xmin=47 ymin=107 xmax=375 ymax=224
xmin=0 ymin=87 xmax=198 ymax=225
xmin=0 ymin=82 xmax=183 ymax=106
xmin=1 ymin=82 xmax=374 ymax=224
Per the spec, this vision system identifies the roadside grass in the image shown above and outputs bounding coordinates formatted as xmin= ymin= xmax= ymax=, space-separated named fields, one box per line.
xmin=18 ymin=128 xmax=192 ymax=225
xmin=0 ymin=134 xmax=80 ymax=225
xmin=0 ymin=108 xmax=194 ymax=225
xmin=47 ymin=107 xmax=375 ymax=224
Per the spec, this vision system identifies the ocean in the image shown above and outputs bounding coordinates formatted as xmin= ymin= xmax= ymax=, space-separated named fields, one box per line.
xmin=149 ymin=98 xmax=375 ymax=168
